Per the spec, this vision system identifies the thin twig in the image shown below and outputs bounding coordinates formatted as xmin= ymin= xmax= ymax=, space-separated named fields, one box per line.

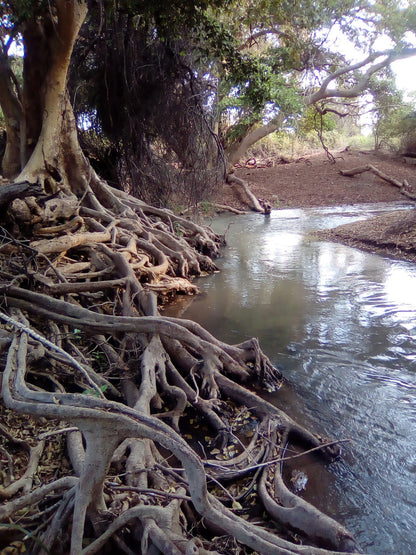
xmin=38 ymin=427 xmax=79 ymax=440
xmin=108 ymin=484 xmax=192 ymax=502
xmin=205 ymin=438 xmax=352 ymax=473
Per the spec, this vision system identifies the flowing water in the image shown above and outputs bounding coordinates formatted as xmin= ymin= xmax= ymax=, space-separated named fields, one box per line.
xmin=166 ymin=202 xmax=416 ymax=554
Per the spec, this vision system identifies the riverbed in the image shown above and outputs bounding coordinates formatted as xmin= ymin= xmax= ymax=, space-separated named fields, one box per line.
xmin=166 ymin=202 xmax=416 ymax=554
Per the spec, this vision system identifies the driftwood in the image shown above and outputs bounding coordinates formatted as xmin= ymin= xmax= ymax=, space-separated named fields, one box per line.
xmin=234 ymin=157 xmax=275 ymax=169
xmin=226 ymin=173 xmax=271 ymax=214
xmin=211 ymin=203 xmax=246 ymax=215
xmin=226 ymin=173 xmax=265 ymax=213
xmin=181 ymin=202 xmax=246 ymax=216
xmin=340 ymin=164 xmax=416 ymax=200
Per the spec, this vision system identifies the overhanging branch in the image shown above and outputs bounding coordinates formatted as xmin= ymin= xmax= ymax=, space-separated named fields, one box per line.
xmin=305 ymin=48 xmax=416 ymax=105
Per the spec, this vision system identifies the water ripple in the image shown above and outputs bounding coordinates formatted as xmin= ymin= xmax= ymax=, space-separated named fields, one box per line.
xmin=172 ymin=203 xmax=416 ymax=554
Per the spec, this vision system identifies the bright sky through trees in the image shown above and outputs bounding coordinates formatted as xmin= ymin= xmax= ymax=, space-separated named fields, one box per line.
xmin=392 ymin=57 xmax=416 ymax=98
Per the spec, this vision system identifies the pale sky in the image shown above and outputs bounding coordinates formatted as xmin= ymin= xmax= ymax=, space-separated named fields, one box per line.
xmin=391 ymin=57 xmax=416 ymax=100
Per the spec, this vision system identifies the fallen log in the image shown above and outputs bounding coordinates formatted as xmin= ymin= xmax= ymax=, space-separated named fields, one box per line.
xmin=0 ymin=181 xmax=44 ymax=207
xmin=181 ymin=202 xmax=246 ymax=215
xmin=212 ymin=203 xmax=246 ymax=214
xmin=340 ymin=164 xmax=416 ymax=200
xmin=226 ymin=173 xmax=266 ymax=213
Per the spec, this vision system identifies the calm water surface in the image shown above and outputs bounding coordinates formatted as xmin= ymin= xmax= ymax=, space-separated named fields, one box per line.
xmin=167 ymin=202 xmax=416 ymax=554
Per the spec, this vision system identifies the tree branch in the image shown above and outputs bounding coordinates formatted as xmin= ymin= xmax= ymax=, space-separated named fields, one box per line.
xmin=305 ymin=48 xmax=416 ymax=105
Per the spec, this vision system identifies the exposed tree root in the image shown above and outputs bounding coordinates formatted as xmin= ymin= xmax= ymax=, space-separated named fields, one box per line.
xmin=0 ymin=176 xmax=360 ymax=554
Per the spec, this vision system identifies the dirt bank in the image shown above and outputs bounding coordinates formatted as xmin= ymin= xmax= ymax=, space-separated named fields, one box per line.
xmin=214 ymin=149 xmax=416 ymax=262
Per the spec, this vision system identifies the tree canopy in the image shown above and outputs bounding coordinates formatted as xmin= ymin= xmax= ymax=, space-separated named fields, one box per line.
xmin=2 ymin=1 xmax=415 ymax=188
xmin=217 ymin=0 xmax=416 ymax=166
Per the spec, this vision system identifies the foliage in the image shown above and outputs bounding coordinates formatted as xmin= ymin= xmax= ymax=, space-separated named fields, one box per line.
xmin=211 ymin=0 xmax=416 ymax=159
xmin=70 ymin=6 xmax=229 ymax=207
xmin=369 ymin=70 xmax=414 ymax=151
xmin=399 ymin=111 xmax=416 ymax=156
xmin=297 ymin=106 xmax=337 ymax=136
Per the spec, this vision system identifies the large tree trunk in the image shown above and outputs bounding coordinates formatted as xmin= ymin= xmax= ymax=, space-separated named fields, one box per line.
xmin=0 ymin=9 xmax=75 ymax=180
xmin=17 ymin=0 xmax=88 ymax=192
xmin=21 ymin=18 xmax=55 ymax=167
xmin=225 ymin=116 xmax=284 ymax=169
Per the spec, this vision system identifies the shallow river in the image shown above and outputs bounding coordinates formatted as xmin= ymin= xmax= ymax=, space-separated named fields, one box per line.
xmin=167 ymin=202 xmax=416 ymax=554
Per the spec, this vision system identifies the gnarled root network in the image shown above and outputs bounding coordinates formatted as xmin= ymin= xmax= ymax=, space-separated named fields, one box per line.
xmin=0 ymin=178 xmax=360 ymax=554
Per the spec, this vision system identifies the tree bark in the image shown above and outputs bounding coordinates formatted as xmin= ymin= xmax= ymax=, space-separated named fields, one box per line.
xmin=0 ymin=50 xmax=23 ymax=177
xmin=21 ymin=18 xmax=55 ymax=166
xmin=0 ymin=180 xmax=43 ymax=207
xmin=226 ymin=117 xmax=283 ymax=169
xmin=17 ymin=0 xmax=88 ymax=192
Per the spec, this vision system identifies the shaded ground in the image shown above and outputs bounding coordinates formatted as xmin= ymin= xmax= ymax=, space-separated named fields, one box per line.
xmin=214 ymin=148 xmax=416 ymax=262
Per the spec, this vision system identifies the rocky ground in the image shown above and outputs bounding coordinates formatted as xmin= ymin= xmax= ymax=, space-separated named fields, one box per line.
xmin=214 ymin=148 xmax=416 ymax=262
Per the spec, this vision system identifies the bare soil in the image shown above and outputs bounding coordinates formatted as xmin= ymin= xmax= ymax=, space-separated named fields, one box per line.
xmin=215 ymin=148 xmax=416 ymax=262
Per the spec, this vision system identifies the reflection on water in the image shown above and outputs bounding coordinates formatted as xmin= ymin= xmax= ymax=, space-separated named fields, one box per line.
xmin=166 ymin=202 xmax=416 ymax=554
